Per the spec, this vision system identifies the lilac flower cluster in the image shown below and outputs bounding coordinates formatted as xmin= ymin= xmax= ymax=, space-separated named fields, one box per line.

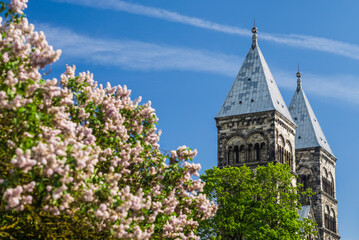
xmin=0 ymin=0 xmax=217 ymax=239
xmin=9 ymin=0 xmax=27 ymax=14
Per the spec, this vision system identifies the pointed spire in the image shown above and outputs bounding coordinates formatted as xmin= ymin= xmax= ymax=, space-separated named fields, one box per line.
xmin=289 ymin=72 xmax=333 ymax=155
xmin=217 ymin=26 xmax=294 ymax=123
xmin=296 ymin=65 xmax=302 ymax=91
xmin=252 ymin=19 xmax=258 ymax=49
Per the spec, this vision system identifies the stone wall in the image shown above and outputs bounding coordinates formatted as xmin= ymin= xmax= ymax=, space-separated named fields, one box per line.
xmin=274 ymin=111 xmax=296 ymax=173
xmin=216 ymin=110 xmax=276 ymax=168
xmin=296 ymin=147 xmax=339 ymax=240
xmin=216 ymin=110 xmax=339 ymax=240
xmin=216 ymin=110 xmax=296 ymax=171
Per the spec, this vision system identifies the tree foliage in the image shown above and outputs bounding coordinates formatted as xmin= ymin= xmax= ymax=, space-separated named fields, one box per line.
xmin=199 ymin=163 xmax=317 ymax=240
xmin=0 ymin=1 xmax=216 ymax=239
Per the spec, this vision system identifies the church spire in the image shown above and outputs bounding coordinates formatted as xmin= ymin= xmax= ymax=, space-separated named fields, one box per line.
xmin=289 ymin=71 xmax=333 ymax=155
xmin=296 ymin=66 xmax=302 ymax=91
xmin=216 ymin=26 xmax=293 ymax=123
xmin=251 ymin=20 xmax=258 ymax=49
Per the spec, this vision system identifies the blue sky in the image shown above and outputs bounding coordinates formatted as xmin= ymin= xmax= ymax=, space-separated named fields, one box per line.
xmin=26 ymin=0 xmax=358 ymax=238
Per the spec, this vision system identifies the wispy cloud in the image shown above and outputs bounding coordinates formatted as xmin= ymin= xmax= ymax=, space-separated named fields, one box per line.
xmin=54 ymin=0 xmax=251 ymax=37
xmin=41 ymin=24 xmax=359 ymax=105
xmin=275 ymin=71 xmax=359 ymax=104
xmin=54 ymin=0 xmax=359 ymax=61
xmin=40 ymin=24 xmax=241 ymax=76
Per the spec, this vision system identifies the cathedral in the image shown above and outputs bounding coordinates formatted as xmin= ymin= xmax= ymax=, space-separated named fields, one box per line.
xmin=215 ymin=26 xmax=339 ymax=240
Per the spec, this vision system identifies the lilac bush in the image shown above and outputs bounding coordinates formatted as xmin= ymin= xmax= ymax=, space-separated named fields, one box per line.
xmin=0 ymin=1 xmax=216 ymax=239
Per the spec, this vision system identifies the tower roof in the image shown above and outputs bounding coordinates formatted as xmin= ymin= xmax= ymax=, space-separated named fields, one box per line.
xmin=288 ymin=72 xmax=333 ymax=155
xmin=216 ymin=27 xmax=294 ymax=123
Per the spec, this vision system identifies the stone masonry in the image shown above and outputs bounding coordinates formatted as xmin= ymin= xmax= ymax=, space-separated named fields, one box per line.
xmin=216 ymin=26 xmax=340 ymax=240
xmin=216 ymin=110 xmax=296 ymax=172
xmin=296 ymin=147 xmax=339 ymax=240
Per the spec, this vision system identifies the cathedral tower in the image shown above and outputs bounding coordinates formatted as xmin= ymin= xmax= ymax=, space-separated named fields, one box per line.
xmin=289 ymin=72 xmax=340 ymax=240
xmin=215 ymin=25 xmax=339 ymax=239
xmin=215 ymin=27 xmax=296 ymax=171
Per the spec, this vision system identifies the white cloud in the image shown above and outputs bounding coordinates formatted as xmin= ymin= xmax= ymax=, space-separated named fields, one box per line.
xmin=275 ymin=70 xmax=359 ymax=104
xmin=39 ymin=24 xmax=359 ymax=105
xmin=54 ymin=0 xmax=251 ymax=37
xmin=40 ymin=24 xmax=241 ymax=76
xmin=54 ymin=0 xmax=359 ymax=61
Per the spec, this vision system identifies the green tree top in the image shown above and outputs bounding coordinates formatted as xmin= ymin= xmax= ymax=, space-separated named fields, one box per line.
xmin=199 ymin=163 xmax=317 ymax=240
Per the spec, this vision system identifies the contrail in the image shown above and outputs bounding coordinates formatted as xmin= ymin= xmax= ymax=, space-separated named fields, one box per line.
xmin=40 ymin=24 xmax=241 ymax=76
xmin=54 ymin=0 xmax=359 ymax=61
xmin=40 ymin=24 xmax=359 ymax=105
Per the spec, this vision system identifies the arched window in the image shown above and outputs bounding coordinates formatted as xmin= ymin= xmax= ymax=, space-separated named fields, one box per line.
xmin=279 ymin=146 xmax=285 ymax=164
xmin=227 ymin=146 xmax=233 ymax=165
xmin=260 ymin=142 xmax=266 ymax=161
xmin=297 ymin=167 xmax=313 ymax=205
xmin=247 ymin=133 xmax=267 ymax=162
xmin=285 ymin=141 xmax=293 ymax=170
xmin=325 ymin=206 xmax=336 ymax=232
xmin=234 ymin=146 xmax=239 ymax=163
xmin=255 ymin=143 xmax=260 ymax=162
xmin=286 ymin=151 xmax=289 ymax=164
xmin=330 ymin=209 xmax=336 ymax=233
xmin=325 ymin=206 xmax=330 ymax=230
xmin=282 ymin=149 xmax=286 ymax=164
xmin=248 ymin=144 xmax=253 ymax=162
xmin=277 ymin=135 xmax=285 ymax=164
xmin=239 ymin=145 xmax=245 ymax=163
xmin=329 ymin=173 xmax=335 ymax=197
xmin=227 ymin=137 xmax=245 ymax=165
xmin=322 ymin=169 xmax=335 ymax=197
